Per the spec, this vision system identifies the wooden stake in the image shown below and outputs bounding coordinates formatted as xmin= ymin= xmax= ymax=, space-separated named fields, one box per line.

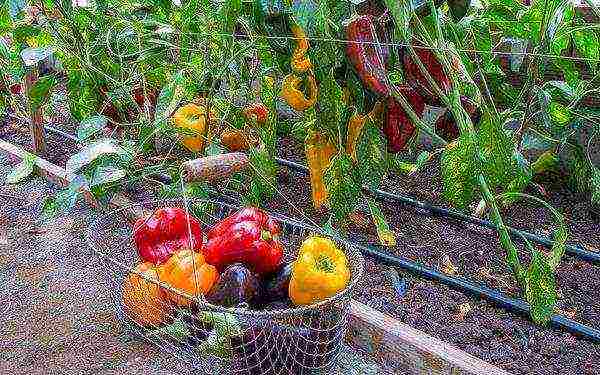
xmin=24 ymin=68 xmax=46 ymax=155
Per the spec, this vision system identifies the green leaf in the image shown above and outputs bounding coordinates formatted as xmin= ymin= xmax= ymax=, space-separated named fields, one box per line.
xmin=590 ymin=167 xmax=600 ymax=206
xmin=77 ymin=115 xmax=107 ymax=141
xmin=5 ymin=153 xmax=36 ymax=184
xmin=440 ymin=134 xmax=480 ymax=209
xmin=324 ymin=153 xmax=362 ymax=221
xmin=548 ymin=101 xmax=571 ymax=127
xmin=28 ymin=75 xmax=57 ymax=111
xmin=524 ymin=246 xmax=557 ymax=325
xmin=532 ymin=150 xmax=560 ymax=174
xmin=65 ymin=139 xmax=125 ymax=172
xmin=153 ymin=71 xmax=185 ymax=129
xmin=8 ymin=0 xmax=26 ymax=19
xmin=90 ymin=166 xmax=125 ymax=187
xmin=317 ymin=68 xmax=346 ymax=141
xmin=367 ymin=198 xmax=396 ymax=247
xmin=477 ymin=113 xmax=515 ymax=190
xmin=356 ymin=119 xmax=386 ymax=190
xmin=573 ymin=29 xmax=599 ymax=74
xmin=42 ymin=175 xmax=88 ymax=220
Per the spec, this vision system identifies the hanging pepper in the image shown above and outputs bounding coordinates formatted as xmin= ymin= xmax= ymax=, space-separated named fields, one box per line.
xmin=172 ymin=103 xmax=216 ymax=153
xmin=281 ymin=73 xmax=318 ymax=111
xmin=305 ymin=130 xmax=337 ymax=209
xmin=133 ymin=207 xmax=203 ymax=265
xmin=243 ymin=102 xmax=269 ymax=125
xmin=346 ymin=101 xmax=384 ymax=161
xmin=383 ymin=86 xmax=426 ymax=153
xmin=402 ymin=40 xmax=451 ymax=106
xmin=346 ymin=15 xmax=390 ymax=96
xmin=203 ymin=207 xmax=284 ymax=275
xmin=290 ymin=24 xmax=312 ymax=74
xmin=435 ymin=96 xmax=481 ymax=141
xmin=288 ymin=236 xmax=351 ymax=306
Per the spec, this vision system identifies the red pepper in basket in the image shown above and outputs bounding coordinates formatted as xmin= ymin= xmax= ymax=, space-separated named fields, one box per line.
xmin=383 ymin=86 xmax=426 ymax=153
xmin=133 ymin=207 xmax=203 ymax=265
xmin=346 ymin=15 xmax=390 ymax=96
xmin=203 ymin=207 xmax=283 ymax=275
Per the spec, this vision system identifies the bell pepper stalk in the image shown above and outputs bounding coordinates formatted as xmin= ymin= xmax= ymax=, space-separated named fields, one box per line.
xmin=133 ymin=207 xmax=203 ymax=265
xmin=281 ymin=73 xmax=318 ymax=112
xmin=203 ymin=207 xmax=284 ymax=275
xmin=288 ymin=236 xmax=350 ymax=305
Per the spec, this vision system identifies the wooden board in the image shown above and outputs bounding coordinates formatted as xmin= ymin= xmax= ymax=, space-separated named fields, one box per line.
xmin=347 ymin=300 xmax=512 ymax=375
xmin=0 ymin=140 xmax=97 ymax=207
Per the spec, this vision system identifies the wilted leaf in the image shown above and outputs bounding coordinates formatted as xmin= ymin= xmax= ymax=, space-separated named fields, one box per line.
xmin=455 ymin=302 xmax=472 ymax=321
xmin=367 ymin=199 xmax=396 ymax=247
xmin=6 ymin=153 xmax=35 ymax=184
xmin=384 ymin=266 xmax=407 ymax=298
xmin=525 ymin=247 xmax=557 ymax=325
xmin=77 ymin=115 xmax=107 ymax=141
xmin=532 ymin=150 xmax=560 ymax=175
xmin=442 ymin=255 xmax=458 ymax=275
xmin=66 ymin=139 xmax=125 ymax=172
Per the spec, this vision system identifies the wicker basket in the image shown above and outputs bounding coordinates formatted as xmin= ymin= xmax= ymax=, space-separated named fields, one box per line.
xmin=87 ymin=198 xmax=364 ymax=374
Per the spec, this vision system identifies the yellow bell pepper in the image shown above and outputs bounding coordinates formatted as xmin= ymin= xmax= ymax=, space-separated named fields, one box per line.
xmin=172 ymin=103 xmax=214 ymax=153
xmin=281 ymin=73 xmax=317 ymax=112
xmin=289 ymin=236 xmax=350 ymax=306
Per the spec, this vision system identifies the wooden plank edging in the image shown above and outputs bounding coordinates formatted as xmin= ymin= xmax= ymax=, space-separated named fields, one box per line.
xmin=347 ymin=300 xmax=512 ymax=375
xmin=0 ymin=139 xmax=97 ymax=207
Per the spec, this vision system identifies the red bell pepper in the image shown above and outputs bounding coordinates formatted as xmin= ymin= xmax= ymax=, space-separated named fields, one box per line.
xmin=243 ymin=103 xmax=269 ymax=124
xmin=133 ymin=207 xmax=203 ymax=265
xmin=203 ymin=207 xmax=283 ymax=275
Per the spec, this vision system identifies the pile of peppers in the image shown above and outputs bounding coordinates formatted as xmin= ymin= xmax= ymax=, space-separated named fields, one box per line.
xmin=124 ymin=206 xmax=352 ymax=328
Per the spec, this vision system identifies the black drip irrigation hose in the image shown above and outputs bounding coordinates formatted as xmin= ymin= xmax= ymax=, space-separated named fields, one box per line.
xmin=275 ymin=157 xmax=600 ymax=343
xmin=356 ymin=241 xmax=600 ymax=343
xmin=276 ymin=157 xmax=600 ymax=266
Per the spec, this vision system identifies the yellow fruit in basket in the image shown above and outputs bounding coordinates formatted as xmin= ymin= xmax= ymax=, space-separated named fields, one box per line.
xmin=158 ymin=249 xmax=220 ymax=307
xmin=122 ymin=262 xmax=173 ymax=327
xmin=289 ymin=236 xmax=350 ymax=306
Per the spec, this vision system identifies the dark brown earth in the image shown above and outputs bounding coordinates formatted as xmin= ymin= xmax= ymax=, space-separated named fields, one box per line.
xmin=3 ymin=112 xmax=600 ymax=374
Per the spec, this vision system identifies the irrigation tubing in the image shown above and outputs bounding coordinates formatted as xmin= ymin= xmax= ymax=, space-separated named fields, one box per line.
xmin=354 ymin=241 xmax=600 ymax=344
xmin=275 ymin=157 xmax=600 ymax=266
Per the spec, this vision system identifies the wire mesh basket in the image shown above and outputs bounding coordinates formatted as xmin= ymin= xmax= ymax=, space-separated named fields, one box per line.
xmin=87 ymin=198 xmax=364 ymax=374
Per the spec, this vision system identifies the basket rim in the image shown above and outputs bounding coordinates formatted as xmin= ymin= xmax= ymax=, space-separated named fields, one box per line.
xmin=86 ymin=197 xmax=365 ymax=318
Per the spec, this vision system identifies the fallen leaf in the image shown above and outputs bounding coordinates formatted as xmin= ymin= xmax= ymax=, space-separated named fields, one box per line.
xmin=455 ymin=302 xmax=472 ymax=321
xmin=442 ymin=255 xmax=458 ymax=275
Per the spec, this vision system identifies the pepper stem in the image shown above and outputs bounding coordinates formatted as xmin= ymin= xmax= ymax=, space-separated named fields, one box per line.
xmin=261 ymin=230 xmax=272 ymax=241
xmin=315 ymin=254 xmax=336 ymax=273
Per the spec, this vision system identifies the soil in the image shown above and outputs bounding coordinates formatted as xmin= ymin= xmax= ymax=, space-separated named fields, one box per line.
xmin=3 ymin=111 xmax=600 ymax=374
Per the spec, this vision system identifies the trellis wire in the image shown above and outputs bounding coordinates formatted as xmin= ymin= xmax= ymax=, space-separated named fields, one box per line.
xmin=87 ymin=198 xmax=364 ymax=374
xmin=113 ymin=24 xmax=600 ymax=65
